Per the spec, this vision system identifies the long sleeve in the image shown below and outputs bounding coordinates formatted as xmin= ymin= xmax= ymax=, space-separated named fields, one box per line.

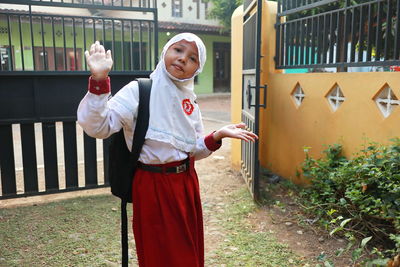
xmin=77 ymin=77 xmax=139 ymax=140
xmin=191 ymin=109 xmax=222 ymax=161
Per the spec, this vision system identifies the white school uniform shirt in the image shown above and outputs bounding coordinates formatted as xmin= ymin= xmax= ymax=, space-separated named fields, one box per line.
xmin=77 ymin=80 xmax=213 ymax=164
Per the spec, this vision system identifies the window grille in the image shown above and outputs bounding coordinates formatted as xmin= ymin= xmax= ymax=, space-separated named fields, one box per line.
xmin=326 ymin=85 xmax=345 ymax=111
xmin=374 ymin=85 xmax=400 ymax=117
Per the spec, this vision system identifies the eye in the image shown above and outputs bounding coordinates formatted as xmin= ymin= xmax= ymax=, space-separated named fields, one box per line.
xmin=190 ymin=57 xmax=198 ymax=62
xmin=174 ymin=47 xmax=182 ymax=53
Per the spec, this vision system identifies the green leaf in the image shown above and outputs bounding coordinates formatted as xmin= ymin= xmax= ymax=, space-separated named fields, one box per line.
xmin=340 ymin=218 xmax=351 ymax=227
xmin=361 ymin=236 xmax=372 ymax=248
xmin=329 ymin=226 xmax=343 ymax=236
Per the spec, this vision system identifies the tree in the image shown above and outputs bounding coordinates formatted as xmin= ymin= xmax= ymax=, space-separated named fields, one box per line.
xmin=206 ymin=0 xmax=243 ymax=31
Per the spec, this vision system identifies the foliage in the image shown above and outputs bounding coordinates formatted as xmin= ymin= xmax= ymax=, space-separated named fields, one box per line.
xmin=206 ymin=0 xmax=243 ymax=31
xmin=299 ymin=139 xmax=400 ymax=264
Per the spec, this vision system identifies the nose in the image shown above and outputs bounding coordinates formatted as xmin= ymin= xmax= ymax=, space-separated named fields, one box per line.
xmin=177 ymin=54 xmax=187 ymax=64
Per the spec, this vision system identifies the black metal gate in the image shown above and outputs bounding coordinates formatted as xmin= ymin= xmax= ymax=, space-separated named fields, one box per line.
xmin=241 ymin=0 xmax=265 ymax=201
xmin=0 ymin=0 xmax=158 ymax=199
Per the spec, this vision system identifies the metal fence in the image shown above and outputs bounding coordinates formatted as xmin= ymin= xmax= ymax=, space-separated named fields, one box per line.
xmin=0 ymin=0 xmax=158 ymax=72
xmin=275 ymin=0 xmax=400 ymax=70
xmin=0 ymin=0 xmax=157 ymax=199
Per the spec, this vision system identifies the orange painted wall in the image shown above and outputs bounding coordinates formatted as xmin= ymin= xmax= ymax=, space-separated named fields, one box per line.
xmin=231 ymin=1 xmax=400 ymax=184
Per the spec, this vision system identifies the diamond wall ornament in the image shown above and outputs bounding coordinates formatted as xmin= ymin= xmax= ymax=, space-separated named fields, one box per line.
xmin=188 ymin=6 xmax=193 ymax=11
xmin=291 ymin=83 xmax=305 ymax=107
xmin=374 ymin=85 xmax=400 ymax=118
xmin=161 ymin=2 xmax=166 ymax=8
xmin=326 ymin=84 xmax=345 ymax=111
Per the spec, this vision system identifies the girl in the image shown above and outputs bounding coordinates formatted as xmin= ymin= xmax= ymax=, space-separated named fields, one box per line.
xmin=77 ymin=33 xmax=257 ymax=267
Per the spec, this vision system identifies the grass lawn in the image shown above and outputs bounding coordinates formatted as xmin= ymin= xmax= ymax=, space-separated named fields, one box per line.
xmin=1 ymin=189 xmax=310 ymax=266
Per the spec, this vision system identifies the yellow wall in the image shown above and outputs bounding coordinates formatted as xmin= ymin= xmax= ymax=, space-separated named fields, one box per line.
xmin=231 ymin=5 xmax=244 ymax=170
xmin=231 ymin=1 xmax=400 ymax=184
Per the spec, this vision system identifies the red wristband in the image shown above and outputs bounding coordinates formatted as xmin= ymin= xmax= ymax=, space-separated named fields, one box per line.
xmin=88 ymin=76 xmax=110 ymax=95
xmin=204 ymin=131 xmax=222 ymax=151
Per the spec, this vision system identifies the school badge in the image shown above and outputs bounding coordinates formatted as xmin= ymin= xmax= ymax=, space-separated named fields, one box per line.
xmin=182 ymin=99 xmax=194 ymax=115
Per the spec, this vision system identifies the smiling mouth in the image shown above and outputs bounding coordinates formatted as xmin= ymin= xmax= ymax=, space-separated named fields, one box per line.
xmin=172 ymin=64 xmax=183 ymax=72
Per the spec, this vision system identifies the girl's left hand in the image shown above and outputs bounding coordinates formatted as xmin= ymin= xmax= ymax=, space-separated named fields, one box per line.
xmin=213 ymin=123 xmax=258 ymax=142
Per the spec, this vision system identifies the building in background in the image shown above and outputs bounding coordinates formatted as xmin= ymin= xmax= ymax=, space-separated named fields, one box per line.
xmin=0 ymin=1 xmax=231 ymax=94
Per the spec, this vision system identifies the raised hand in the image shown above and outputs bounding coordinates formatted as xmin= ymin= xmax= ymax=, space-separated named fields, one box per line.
xmin=213 ymin=123 xmax=258 ymax=142
xmin=84 ymin=41 xmax=113 ymax=81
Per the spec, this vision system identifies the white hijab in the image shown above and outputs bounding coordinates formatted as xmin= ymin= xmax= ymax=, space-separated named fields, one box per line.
xmin=146 ymin=33 xmax=207 ymax=152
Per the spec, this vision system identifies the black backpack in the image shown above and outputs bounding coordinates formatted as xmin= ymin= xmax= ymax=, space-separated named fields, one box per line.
xmin=108 ymin=78 xmax=152 ymax=267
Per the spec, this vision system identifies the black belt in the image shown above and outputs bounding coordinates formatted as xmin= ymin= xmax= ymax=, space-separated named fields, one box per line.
xmin=137 ymin=159 xmax=190 ymax=174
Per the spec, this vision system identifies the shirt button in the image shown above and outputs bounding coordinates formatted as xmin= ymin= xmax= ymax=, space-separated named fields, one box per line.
xmin=95 ymin=86 xmax=100 ymax=90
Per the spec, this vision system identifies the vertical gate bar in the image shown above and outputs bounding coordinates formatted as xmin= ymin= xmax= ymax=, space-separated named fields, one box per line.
xmin=0 ymin=125 xmax=17 ymax=196
xmin=122 ymin=20 xmax=125 ymax=71
xmin=139 ymin=21 xmax=143 ymax=70
xmin=130 ymin=20 xmax=134 ymax=70
xmin=294 ymin=20 xmax=299 ymax=65
xmin=343 ymin=1 xmax=350 ymax=64
xmin=252 ymin=0 xmax=262 ymax=201
xmin=299 ymin=19 xmax=305 ymax=65
xmin=42 ymin=122 xmax=59 ymax=191
xmin=322 ymin=14 xmax=327 ymax=64
xmin=18 ymin=16 xmax=25 ymax=71
xmin=102 ymin=19 xmax=106 ymax=47
xmin=290 ymin=21 xmax=295 ymax=66
xmin=29 ymin=6 xmax=36 ymax=70
xmin=20 ymin=123 xmax=39 ymax=193
xmin=40 ymin=16 xmax=47 ymax=70
xmin=62 ymin=17 xmax=67 ymax=70
xmin=316 ymin=15 xmax=321 ymax=64
xmin=52 ymin=17 xmax=57 ymax=71
xmin=6 ymin=15 xmax=13 ymax=71
xmin=83 ymin=133 xmax=97 ymax=186
xmin=63 ymin=122 xmax=78 ymax=188
xmin=148 ymin=21 xmax=152 ymax=70
xmin=285 ymin=22 xmax=290 ymax=66
xmin=73 ymin=18 xmax=77 ymax=71
xmin=375 ymin=0 xmax=383 ymax=61
xmin=350 ymin=7 xmax=357 ymax=62
xmin=83 ymin=18 xmax=87 ymax=71
xmin=103 ymin=138 xmax=110 ymax=185
xmin=93 ymin=18 xmax=97 ymax=43
xmin=306 ymin=18 xmax=311 ymax=65
xmin=275 ymin=20 xmax=281 ymax=67
xmin=335 ymin=11 xmax=341 ymax=63
xmin=366 ymin=3 xmax=373 ymax=62
xmin=329 ymin=13 xmax=335 ymax=63
xmin=383 ymin=0 xmax=391 ymax=59
xmin=394 ymin=0 xmax=400 ymax=59
xmin=358 ymin=5 xmax=365 ymax=62
xmin=112 ymin=19 xmax=115 ymax=70
xmin=311 ymin=17 xmax=316 ymax=64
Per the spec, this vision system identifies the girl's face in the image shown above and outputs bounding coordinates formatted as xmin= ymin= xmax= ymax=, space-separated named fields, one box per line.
xmin=164 ymin=40 xmax=200 ymax=80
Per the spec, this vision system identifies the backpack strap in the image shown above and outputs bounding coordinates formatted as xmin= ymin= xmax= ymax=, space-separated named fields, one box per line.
xmin=121 ymin=78 xmax=152 ymax=267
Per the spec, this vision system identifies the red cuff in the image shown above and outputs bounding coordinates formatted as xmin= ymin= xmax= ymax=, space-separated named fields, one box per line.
xmin=204 ymin=131 xmax=222 ymax=152
xmin=88 ymin=76 xmax=110 ymax=95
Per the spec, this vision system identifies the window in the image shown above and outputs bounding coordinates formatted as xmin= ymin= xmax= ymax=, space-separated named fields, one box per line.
xmin=0 ymin=46 xmax=13 ymax=71
xmin=171 ymin=0 xmax=182 ymax=17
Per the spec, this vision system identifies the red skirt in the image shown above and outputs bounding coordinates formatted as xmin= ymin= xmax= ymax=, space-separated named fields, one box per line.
xmin=132 ymin=158 xmax=204 ymax=267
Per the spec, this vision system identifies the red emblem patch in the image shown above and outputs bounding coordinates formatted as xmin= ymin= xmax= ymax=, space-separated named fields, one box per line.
xmin=182 ymin=98 xmax=194 ymax=115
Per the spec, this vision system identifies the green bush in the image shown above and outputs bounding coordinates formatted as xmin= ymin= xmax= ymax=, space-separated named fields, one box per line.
xmin=299 ymin=139 xmax=400 ymax=263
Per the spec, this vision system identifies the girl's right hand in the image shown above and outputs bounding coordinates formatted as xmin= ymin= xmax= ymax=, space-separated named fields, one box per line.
xmin=85 ymin=41 xmax=113 ymax=81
